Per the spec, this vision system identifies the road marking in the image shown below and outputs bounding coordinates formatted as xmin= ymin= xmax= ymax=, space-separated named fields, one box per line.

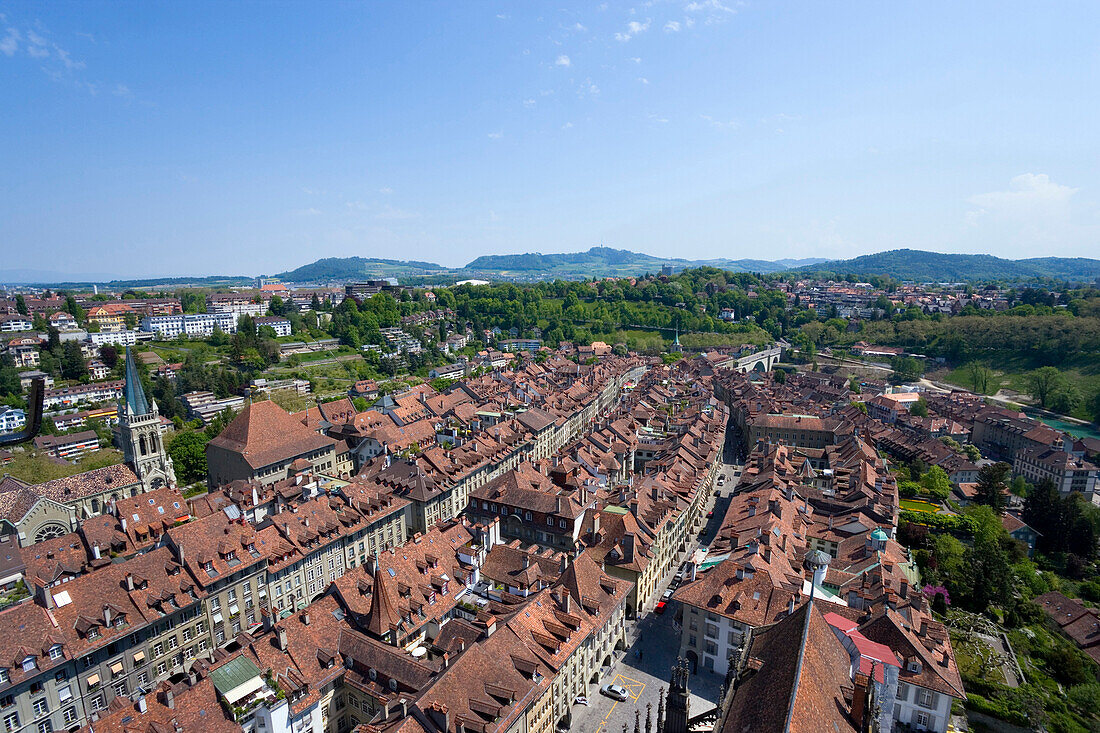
xmin=594 ymin=674 xmax=648 ymax=731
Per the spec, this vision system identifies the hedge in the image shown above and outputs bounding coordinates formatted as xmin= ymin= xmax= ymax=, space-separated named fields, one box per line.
xmin=899 ymin=510 xmax=977 ymax=535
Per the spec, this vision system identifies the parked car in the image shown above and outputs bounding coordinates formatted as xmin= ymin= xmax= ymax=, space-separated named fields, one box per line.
xmin=655 ymin=600 xmax=667 ymax=614
xmin=706 ymin=510 xmax=714 ymax=518
xmin=600 ymin=684 xmax=629 ymax=701
xmin=663 ymin=589 xmax=674 ymax=600
xmin=574 ymin=695 xmax=589 ymax=706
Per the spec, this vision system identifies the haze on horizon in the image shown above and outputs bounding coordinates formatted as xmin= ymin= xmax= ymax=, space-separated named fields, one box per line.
xmin=2 ymin=1 xmax=1098 ymax=278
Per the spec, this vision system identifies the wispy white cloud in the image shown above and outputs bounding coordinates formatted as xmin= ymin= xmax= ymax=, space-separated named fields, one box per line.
xmin=375 ymin=204 xmax=420 ymax=221
xmin=26 ymin=29 xmax=48 ymax=57
xmin=573 ymin=22 xmax=587 ymax=32
xmin=685 ymin=0 xmax=738 ymax=25
xmin=112 ymin=83 xmax=132 ymax=97
xmin=555 ymin=54 xmax=571 ymax=67
xmin=637 ymin=77 xmax=649 ymax=84
xmin=579 ymin=78 xmax=599 ymax=97
xmin=664 ymin=21 xmax=681 ymax=32
xmin=378 ymin=186 xmax=393 ymax=195
xmin=487 ymin=130 xmax=503 ymax=139
xmin=701 ymin=114 xmax=738 ymax=129
xmin=629 ymin=56 xmax=642 ymax=64
xmin=293 ymin=207 xmax=323 ymax=216
xmin=615 ymin=18 xmax=651 ymax=42
xmin=685 ymin=0 xmax=736 ymax=13
xmin=1 ymin=28 xmax=20 ymax=56
xmin=523 ymin=98 xmax=536 ymax=108
xmin=963 ymin=174 xmax=1095 ymax=253
xmin=53 ymin=44 xmax=84 ymax=70
xmin=967 ymin=173 xmax=1077 ymax=217
xmin=647 ymin=113 xmax=669 ymax=123
xmin=562 ymin=122 xmax=574 ymax=129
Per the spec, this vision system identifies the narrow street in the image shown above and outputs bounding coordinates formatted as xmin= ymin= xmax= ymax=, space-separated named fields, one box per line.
xmin=568 ymin=454 xmax=742 ymax=733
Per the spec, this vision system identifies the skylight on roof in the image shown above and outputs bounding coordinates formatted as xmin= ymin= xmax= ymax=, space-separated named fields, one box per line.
xmin=387 ymin=568 xmax=396 ymax=577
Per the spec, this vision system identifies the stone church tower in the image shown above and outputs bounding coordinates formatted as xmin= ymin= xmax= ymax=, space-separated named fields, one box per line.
xmin=118 ymin=347 xmax=175 ymax=490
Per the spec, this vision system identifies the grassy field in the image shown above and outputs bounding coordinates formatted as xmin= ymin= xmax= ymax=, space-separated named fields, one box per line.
xmin=930 ymin=353 xmax=1100 ymax=423
xmin=3 ymin=448 xmax=124 ymax=484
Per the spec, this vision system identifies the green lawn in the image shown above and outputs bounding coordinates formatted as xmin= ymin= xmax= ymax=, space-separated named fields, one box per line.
xmin=900 ymin=498 xmax=941 ymax=514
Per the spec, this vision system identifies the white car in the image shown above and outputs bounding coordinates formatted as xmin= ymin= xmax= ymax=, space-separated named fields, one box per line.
xmin=600 ymin=684 xmax=630 ymax=701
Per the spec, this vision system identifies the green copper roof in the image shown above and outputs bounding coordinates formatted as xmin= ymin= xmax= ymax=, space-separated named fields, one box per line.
xmin=209 ymin=655 xmax=262 ymax=697
xmin=870 ymin=527 xmax=889 ymax=541
xmin=123 ymin=346 xmax=150 ymax=416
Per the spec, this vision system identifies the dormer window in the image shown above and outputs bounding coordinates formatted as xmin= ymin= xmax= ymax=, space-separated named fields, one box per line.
xmin=87 ymin=628 xmax=99 ymax=640
xmin=368 ymin=669 xmax=377 ymax=681
xmin=225 ymin=550 xmax=237 ymax=562
xmin=21 ymin=657 xmax=36 ymax=672
xmin=388 ymin=679 xmax=397 ymax=691
xmin=908 ymin=660 xmax=922 ymax=674
xmin=48 ymin=645 xmax=63 ymax=661
xmin=203 ymin=561 xmax=215 ymax=573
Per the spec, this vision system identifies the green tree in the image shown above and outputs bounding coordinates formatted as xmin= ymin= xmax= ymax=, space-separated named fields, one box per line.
xmin=1048 ymin=383 xmax=1081 ymax=415
xmin=1026 ymin=366 xmax=1067 ymax=409
xmin=167 ymin=431 xmax=209 ymax=484
xmin=60 ymin=341 xmax=88 ymax=380
xmin=965 ymin=361 xmax=994 ymax=394
xmin=890 ymin=356 xmax=923 ymax=384
xmin=974 ymin=462 xmax=1010 ymax=514
xmin=958 ymin=506 xmax=1014 ymax=611
xmin=0 ymin=355 xmax=21 ymax=400
xmin=910 ymin=397 xmax=928 ymax=418
xmin=14 ymin=295 xmax=27 ymax=315
xmin=920 ymin=465 xmax=952 ymax=500
xmin=64 ymin=295 xmax=85 ymax=324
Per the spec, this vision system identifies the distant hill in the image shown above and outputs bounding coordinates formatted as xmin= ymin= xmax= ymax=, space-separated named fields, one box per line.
xmin=273 ymin=248 xmax=829 ymax=283
xmin=796 ymin=249 xmax=1100 ymax=283
xmin=463 ymin=247 xmax=827 ymax=277
xmin=277 ymin=257 xmax=450 ymax=282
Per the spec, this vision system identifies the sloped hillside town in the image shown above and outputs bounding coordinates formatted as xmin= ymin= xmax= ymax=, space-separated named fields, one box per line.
xmin=0 ymin=337 xmax=1097 ymax=733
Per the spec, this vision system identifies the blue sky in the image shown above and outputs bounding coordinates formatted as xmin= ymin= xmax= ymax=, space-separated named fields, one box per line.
xmin=2 ymin=1 xmax=1098 ymax=278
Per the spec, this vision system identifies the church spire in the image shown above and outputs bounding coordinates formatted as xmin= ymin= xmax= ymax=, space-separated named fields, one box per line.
xmin=123 ymin=346 xmax=151 ymax=416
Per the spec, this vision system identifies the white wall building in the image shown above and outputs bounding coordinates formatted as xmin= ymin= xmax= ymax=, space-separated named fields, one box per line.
xmin=0 ymin=407 xmax=26 ymax=433
xmin=141 ymin=313 xmax=238 ymax=339
xmin=89 ymin=329 xmax=138 ymax=347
